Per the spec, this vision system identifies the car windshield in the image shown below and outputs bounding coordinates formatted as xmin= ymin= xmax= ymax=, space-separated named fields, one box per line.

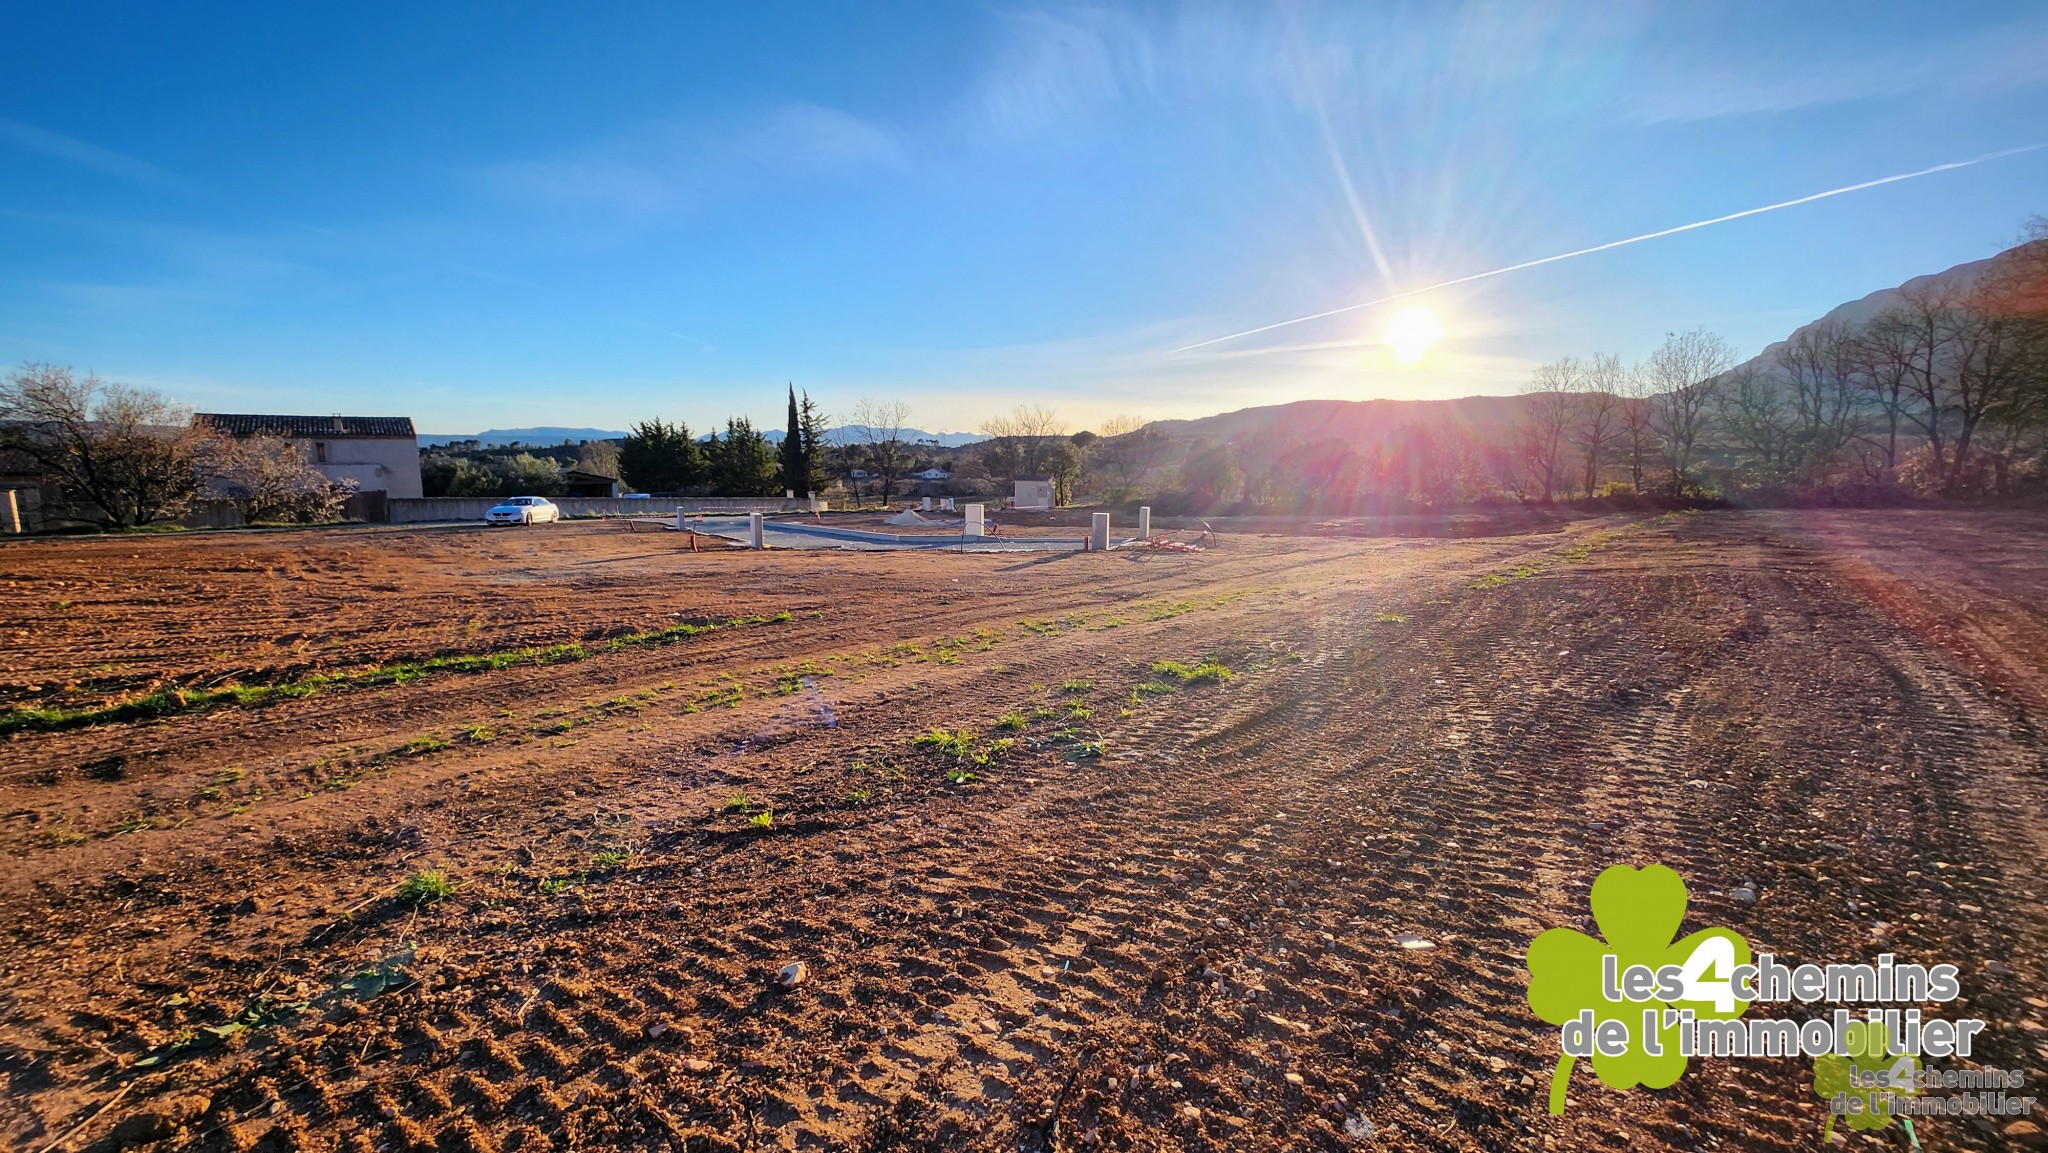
xmin=505 ymin=498 xmax=529 ymax=506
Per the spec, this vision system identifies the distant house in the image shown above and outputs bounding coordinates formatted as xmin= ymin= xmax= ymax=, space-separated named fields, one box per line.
xmin=563 ymin=469 xmax=624 ymax=498
xmin=194 ymin=414 xmax=423 ymax=498
xmin=848 ymin=469 xmax=873 ymax=480
xmin=912 ymin=467 xmax=952 ymax=481
xmin=1013 ymin=478 xmax=1055 ymax=510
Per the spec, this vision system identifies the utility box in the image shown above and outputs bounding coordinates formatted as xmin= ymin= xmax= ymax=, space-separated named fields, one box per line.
xmin=1013 ymin=479 xmax=1054 ymax=510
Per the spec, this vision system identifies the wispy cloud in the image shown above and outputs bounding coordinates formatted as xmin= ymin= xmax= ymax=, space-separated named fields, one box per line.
xmin=474 ymin=101 xmax=904 ymax=216
xmin=1621 ymin=12 xmax=2048 ymax=124
xmin=0 ymin=117 xmax=191 ymax=192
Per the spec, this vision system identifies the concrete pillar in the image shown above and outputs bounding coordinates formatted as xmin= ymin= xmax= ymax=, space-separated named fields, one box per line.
xmin=941 ymin=497 xmax=954 ymax=511
xmin=921 ymin=496 xmax=932 ymax=511
xmin=748 ymin=512 xmax=765 ymax=549
xmin=1090 ymin=512 xmax=1111 ymax=552
xmin=1138 ymin=505 xmax=1151 ymax=538
xmin=1 ymin=489 xmax=19 ymax=535
xmin=675 ymin=507 xmax=687 ymax=531
xmin=963 ymin=504 xmax=984 ymax=538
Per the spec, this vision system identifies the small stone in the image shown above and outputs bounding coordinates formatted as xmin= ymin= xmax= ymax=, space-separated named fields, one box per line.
xmin=1343 ymin=1114 xmax=1375 ymax=1140
xmin=1394 ymin=934 xmax=1435 ymax=950
xmin=1731 ymin=886 xmax=1757 ymax=906
xmin=645 ymin=1021 xmax=668 ymax=1039
xmin=1181 ymin=1105 xmax=1202 ymax=1120
xmin=2004 ymin=1120 xmax=2041 ymax=1138
xmin=1986 ymin=960 xmax=2015 ymax=977
xmin=683 ymin=1058 xmax=714 ymax=1073
xmin=1284 ymin=1072 xmax=1305 ymax=1086
xmin=777 ymin=961 xmax=807 ymax=988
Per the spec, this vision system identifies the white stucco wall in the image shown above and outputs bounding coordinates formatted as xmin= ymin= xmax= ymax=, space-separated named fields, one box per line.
xmin=300 ymin=436 xmax=422 ymax=498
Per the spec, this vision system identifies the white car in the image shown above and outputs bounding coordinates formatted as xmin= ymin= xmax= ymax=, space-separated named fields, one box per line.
xmin=485 ymin=496 xmax=561 ymax=525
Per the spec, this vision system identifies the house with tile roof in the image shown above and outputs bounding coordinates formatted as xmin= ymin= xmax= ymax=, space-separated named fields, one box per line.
xmin=193 ymin=414 xmax=423 ymax=498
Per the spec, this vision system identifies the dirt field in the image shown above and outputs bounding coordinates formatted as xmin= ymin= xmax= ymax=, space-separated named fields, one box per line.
xmin=1 ymin=510 xmax=2043 ymax=1152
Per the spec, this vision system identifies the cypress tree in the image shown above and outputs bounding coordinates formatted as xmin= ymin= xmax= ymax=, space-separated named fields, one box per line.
xmin=778 ymin=383 xmax=806 ymax=495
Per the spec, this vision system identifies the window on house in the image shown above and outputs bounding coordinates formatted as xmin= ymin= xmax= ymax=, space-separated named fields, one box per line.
xmin=313 ymin=442 xmax=327 ymax=463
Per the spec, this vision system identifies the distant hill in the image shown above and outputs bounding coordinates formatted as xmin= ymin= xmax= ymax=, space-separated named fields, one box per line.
xmin=1736 ymin=252 xmax=2001 ymax=375
xmin=811 ymin=426 xmax=984 ymax=448
xmin=420 ymin=427 xmax=626 ymax=447
xmin=1144 ymin=394 xmax=1536 ymax=447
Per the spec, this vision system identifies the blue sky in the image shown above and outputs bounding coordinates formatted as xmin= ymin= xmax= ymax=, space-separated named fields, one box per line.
xmin=3 ymin=3 xmax=2045 ymax=434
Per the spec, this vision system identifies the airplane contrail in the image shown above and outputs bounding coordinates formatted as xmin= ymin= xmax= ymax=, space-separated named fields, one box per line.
xmin=1168 ymin=143 xmax=2046 ymax=355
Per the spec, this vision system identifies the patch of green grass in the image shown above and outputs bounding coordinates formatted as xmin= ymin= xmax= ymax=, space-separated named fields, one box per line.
xmin=746 ymin=810 xmax=775 ymax=831
xmin=590 ymin=849 xmax=631 ymax=869
xmin=1020 ymin=619 xmax=1061 ymax=635
xmin=397 ymin=869 xmax=456 ymax=906
xmin=401 ymin=735 xmax=449 ymax=756
xmin=722 ymin=792 xmax=763 ymax=813
xmin=1149 ymin=658 xmax=1235 ymax=685
xmin=1373 ymin=611 xmax=1409 ymax=624
xmin=1031 ymin=705 xmax=1058 ymax=719
xmin=538 ymin=873 xmax=583 ymax=896
xmin=993 ymin=711 xmax=1028 ymax=731
xmin=110 ymin=814 xmax=154 ymax=835
xmin=0 ymin=611 xmax=798 ymax=735
xmin=1058 ymin=678 xmax=1093 ymax=695
xmin=458 ymin=724 xmax=497 ymax=743
xmin=1068 ymin=741 xmax=1105 ymax=759
xmin=844 ymin=788 xmax=875 ymax=807
xmin=1065 ymin=702 xmax=1093 ymax=719
xmin=911 ymin=728 xmax=976 ymax=758
xmin=944 ymin=768 xmax=977 ymax=785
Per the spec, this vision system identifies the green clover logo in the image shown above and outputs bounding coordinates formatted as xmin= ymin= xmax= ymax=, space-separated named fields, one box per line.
xmin=1526 ymin=864 xmax=1751 ymax=1113
xmin=1814 ymin=1019 xmax=1919 ymax=1145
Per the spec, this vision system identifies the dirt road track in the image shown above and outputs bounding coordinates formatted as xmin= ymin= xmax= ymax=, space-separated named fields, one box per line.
xmin=0 ymin=510 xmax=2043 ymax=1152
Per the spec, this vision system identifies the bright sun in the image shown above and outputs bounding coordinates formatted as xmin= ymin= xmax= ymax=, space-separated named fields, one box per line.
xmin=1383 ymin=306 xmax=1447 ymax=363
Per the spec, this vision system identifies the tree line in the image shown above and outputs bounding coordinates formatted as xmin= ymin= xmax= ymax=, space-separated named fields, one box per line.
xmin=1510 ymin=219 xmax=2047 ymax=503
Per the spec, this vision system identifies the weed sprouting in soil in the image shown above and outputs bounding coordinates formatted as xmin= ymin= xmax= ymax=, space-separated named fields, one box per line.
xmin=1149 ymin=658 xmax=1235 ymax=685
xmin=993 ymin=711 xmax=1028 ymax=731
xmin=911 ymin=728 xmax=976 ymax=757
xmin=747 ymin=810 xmax=775 ymax=831
xmin=397 ymin=869 xmax=456 ymax=906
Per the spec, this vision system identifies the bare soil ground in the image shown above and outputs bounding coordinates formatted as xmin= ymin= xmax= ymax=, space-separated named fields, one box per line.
xmin=0 ymin=510 xmax=2043 ymax=1152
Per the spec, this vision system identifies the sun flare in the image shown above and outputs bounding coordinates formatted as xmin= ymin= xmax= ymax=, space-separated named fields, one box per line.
xmin=1382 ymin=306 xmax=1446 ymax=363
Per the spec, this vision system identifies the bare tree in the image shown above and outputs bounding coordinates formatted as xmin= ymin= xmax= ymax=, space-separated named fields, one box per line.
xmin=1848 ymin=313 xmax=1919 ymax=474
xmin=1617 ymin=361 xmax=1657 ymax=492
xmin=1644 ymin=329 xmax=1734 ymax=488
xmin=1878 ymin=284 xmax=1957 ymax=479
xmin=1774 ymin=318 xmax=1864 ymax=482
xmin=978 ymin=404 xmax=1068 ymax=490
xmin=1574 ymin=353 xmax=1625 ymax=496
xmin=1714 ymin=360 xmax=1793 ymax=474
xmin=1516 ymin=357 xmax=1580 ymax=502
xmin=0 ymin=363 xmax=212 ymax=527
xmin=848 ymin=397 xmax=911 ymax=503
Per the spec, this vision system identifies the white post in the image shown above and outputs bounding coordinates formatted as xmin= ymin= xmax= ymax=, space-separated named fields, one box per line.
xmin=1138 ymin=505 xmax=1151 ymax=539
xmin=1 ymin=489 xmax=19 ymax=535
xmin=921 ymin=496 xmax=932 ymax=511
xmin=748 ymin=512 xmax=764 ymax=549
xmin=675 ymin=506 xmax=687 ymax=531
xmin=963 ymin=504 xmax=984 ymax=538
xmin=941 ymin=497 xmax=954 ymax=511
xmin=1090 ymin=512 xmax=1111 ymax=552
